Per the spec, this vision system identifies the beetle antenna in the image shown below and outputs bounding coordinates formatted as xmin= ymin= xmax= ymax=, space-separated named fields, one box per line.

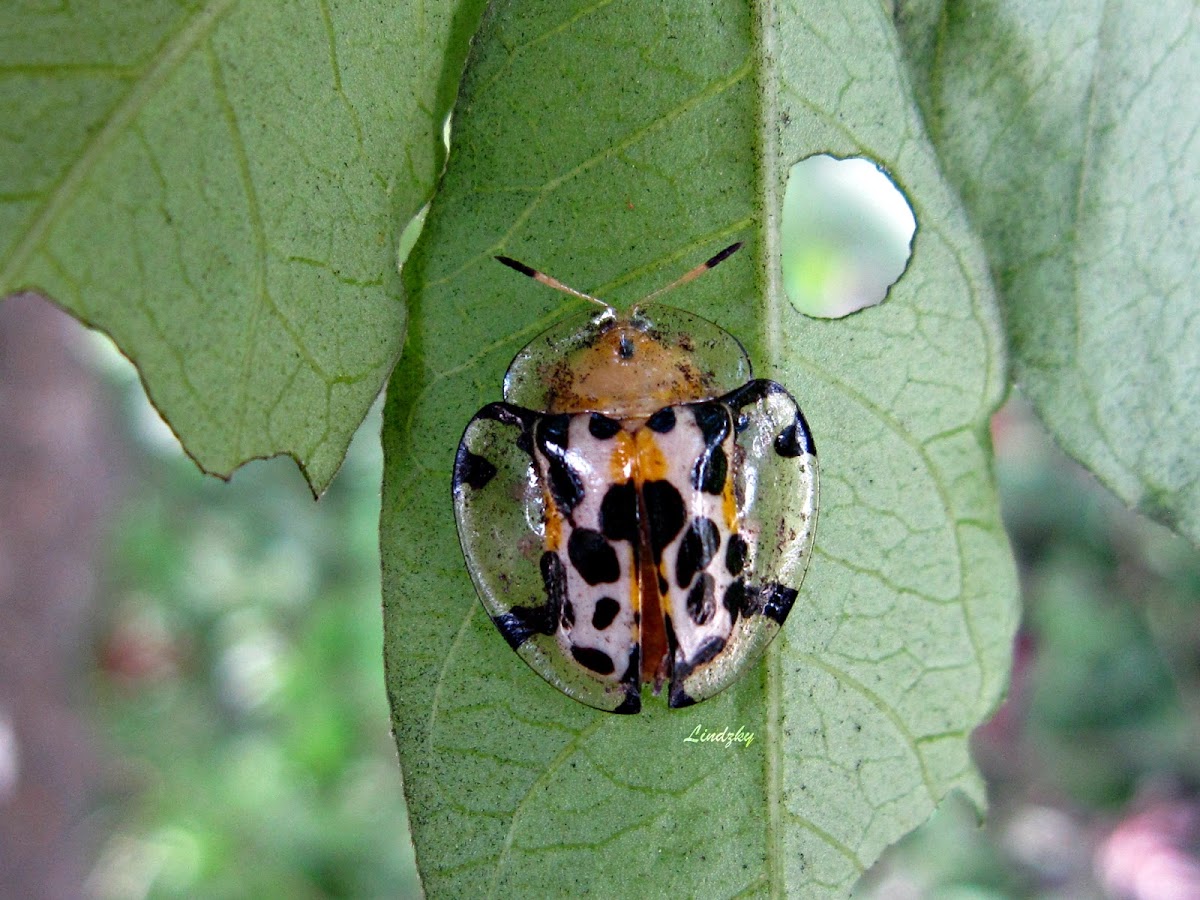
xmin=495 ymin=255 xmax=614 ymax=314
xmin=634 ymin=242 xmax=744 ymax=309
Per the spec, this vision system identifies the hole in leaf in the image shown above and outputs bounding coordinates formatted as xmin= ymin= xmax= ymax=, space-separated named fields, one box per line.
xmin=396 ymin=201 xmax=429 ymax=271
xmin=396 ymin=112 xmax=453 ymax=272
xmin=781 ymin=155 xmax=916 ymax=318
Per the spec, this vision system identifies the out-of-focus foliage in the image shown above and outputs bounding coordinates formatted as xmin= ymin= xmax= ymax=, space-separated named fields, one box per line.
xmin=897 ymin=0 xmax=1200 ymax=543
xmin=994 ymin=399 xmax=1199 ymax=808
xmin=84 ymin=338 xmax=418 ymax=899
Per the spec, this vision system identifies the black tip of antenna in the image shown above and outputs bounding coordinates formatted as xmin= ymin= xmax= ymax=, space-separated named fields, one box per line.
xmin=495 ymin=255 xmax=538 ymax=278
xmin=705 ymin=242 xmax=744 ymax=269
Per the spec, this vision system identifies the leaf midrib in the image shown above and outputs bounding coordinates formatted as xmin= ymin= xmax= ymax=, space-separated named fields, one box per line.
xmin=751 ymin=0 xmax=786 ymax=894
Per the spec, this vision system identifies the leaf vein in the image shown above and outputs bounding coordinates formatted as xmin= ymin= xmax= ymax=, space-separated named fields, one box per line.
xmin=0 ymin=0 xmax=239 ymax=288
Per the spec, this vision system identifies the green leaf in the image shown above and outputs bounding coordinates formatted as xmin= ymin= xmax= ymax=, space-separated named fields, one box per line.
xmin=896 ymin=0 xmax=1200 ymax=544
xmin=382 ymin=1 xmax=1017 ymax=895
xmin=0 ymin=0 xmax=484 ymax=493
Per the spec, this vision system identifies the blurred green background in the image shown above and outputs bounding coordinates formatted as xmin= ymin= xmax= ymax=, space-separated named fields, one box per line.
xmin=83 ymin=340 xmax=420 ymax=899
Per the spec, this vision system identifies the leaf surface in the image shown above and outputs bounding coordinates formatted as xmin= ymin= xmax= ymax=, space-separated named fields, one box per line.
xmin=381 ymin=1 xmax=1018 ymax=895
xmin=0 ymin=0 xmax=483 ymax=491
xmin=897 ymin=0 xmax=1200 ymax=543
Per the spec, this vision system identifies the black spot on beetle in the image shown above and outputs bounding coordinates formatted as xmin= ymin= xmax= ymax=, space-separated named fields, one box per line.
xmin=692 ymin=635 xmax=727 ymax=667
xmin=675 ymin=517 xmax=721 ymax=588
xmin=646 ymin=407 xmax=676 ymax=433
xmin=691 ymin=402 xmax=730 ymax=446
xmin=492 ymin=557 xmax=562 ymax=651
xmin=686 ymin=573 xmax=716 ymax=625
xmin=718 ymin=380 xmax=816 ymax=458
xmin=643 ymin=480 xmax=685 ymax=562
xmin=692 ymin=444 xmax=728 ymax=495
xmin=591 ymin=596 xmax=620 ymax=630
xmin=471 ymin=401 xmax=538 ymax=457
xmin=568 ymin=528 xmax=620 ymax=585
xmin=785 ymin=408 xmax=817 ymax=456
xmin=561 ymin=596 xmax=575 ymax=629
xmin=668 ymin=684 xmax=697 ymax=708
xmin=612 ymin=692 xmax=641 ymax=714
xmin=589 ymin=413 xmax=621 ymax=439
xmin=452 ymin=447 xmax=497 ymax=491
xmin=570 ymin=645 xmax=615 ymax=676
xmin=600 ymin=482 xmax=639 ymax=544
xmin=718 ymin=378 xmax=778 ymax=412
xmin=744 ymin=582 xmax=799 ymax=624
xmin=725 ymin=533 xmax=748 ymax=576
xmin=621 ymin=645 xmax=640 ymax=687
xmin=664 ymin=614 xmax=679 ymax=660
xmin=667 ymin=634 xmax=728 ymax=708
xmin=541 ymin=551 xmax=568 ymax=623
xmin=618 ymin=334 xmax=635 ymax=359
xmin=536 ymin=414 xmax=584 ymax=513
xmin=536 ymin=413 xmax=571 ymax=456
xmin=723 ymin=578 xmax=747 ymax=620
xmin=757 ymin=583 xmax=799 ymax=623
xmin=689 ymin=403 xmax=731 ymax=495
xmin=492 ymin=608 xmax=549 ymax=650
xmin=475 ymin=400 xmax=536 ymax=430
xmin=774 ymin=423 xmax=804 ymax=458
